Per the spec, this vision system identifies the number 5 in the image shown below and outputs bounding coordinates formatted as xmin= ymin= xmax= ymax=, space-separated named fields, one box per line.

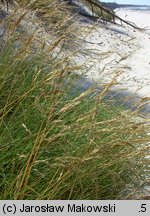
xmin=141 ymin=204 xmax=146 ymax=212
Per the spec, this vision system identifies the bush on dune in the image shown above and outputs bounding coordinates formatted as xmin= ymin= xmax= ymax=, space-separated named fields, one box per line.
xmin=0 ymin=0 xmax=149 ymax=200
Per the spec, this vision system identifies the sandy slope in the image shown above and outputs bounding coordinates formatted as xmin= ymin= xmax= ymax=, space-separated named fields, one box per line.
xmin=78 ymin=8 xmax=150 ymax=100
xmin=116 ymin=9 xmax=150 ymax=97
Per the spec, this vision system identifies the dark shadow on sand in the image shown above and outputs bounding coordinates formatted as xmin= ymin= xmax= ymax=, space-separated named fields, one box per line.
xmin=69 ymin=75 xmax=150 ymax=118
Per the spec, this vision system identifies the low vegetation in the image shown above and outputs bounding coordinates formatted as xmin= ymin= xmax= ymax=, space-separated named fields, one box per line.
xmin=0 ymin=0 xmax=149 ymax=200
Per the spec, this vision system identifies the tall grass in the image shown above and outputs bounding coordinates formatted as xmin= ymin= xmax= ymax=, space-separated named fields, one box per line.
xmin=0 ymin=0 xmax=149 ymax=199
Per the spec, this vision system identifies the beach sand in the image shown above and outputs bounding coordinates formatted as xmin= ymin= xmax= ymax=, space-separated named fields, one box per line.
xmin=116 ymin=8 xmax=150 ymax=97
xmin=78 ymin=7 xmax=150 ymax=102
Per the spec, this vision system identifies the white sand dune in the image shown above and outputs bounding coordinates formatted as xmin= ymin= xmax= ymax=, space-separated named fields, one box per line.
xmin=79 ymin=8 xmax=150 ymax=99
xmin=116 ymin=8 xmax=150 ymax=28
xmin=116 ymin=8 xmax=150 ymax=97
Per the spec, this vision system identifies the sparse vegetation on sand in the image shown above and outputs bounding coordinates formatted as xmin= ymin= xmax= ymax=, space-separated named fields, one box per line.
xmin=0 ymin=0 xmax=149 ymax=200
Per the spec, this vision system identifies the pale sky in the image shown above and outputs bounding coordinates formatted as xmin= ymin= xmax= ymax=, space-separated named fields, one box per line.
xmin=102 ymin=0 xmax=150 ymax=5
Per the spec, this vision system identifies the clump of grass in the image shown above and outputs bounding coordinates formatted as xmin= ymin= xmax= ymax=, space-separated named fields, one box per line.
xmin=0 ymin=0 xmax=149 ymax=200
